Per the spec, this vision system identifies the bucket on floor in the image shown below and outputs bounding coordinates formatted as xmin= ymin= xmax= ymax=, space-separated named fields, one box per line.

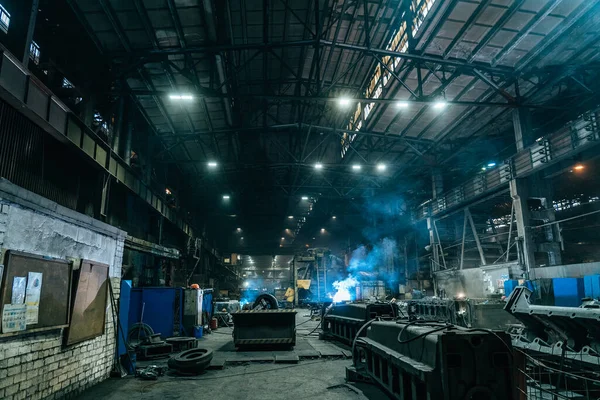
xmin=194 ymin=325 xmax=203 ymax=338
xmin=210 ymin=317 xmax=218 ymax=330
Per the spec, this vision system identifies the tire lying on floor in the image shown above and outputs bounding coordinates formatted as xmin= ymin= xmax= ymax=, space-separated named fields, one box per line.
xmin=168 ymin=348 xmax=213 ymax=374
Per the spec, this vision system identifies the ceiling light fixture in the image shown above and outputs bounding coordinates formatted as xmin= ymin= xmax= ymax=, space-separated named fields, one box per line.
xmin=321 ymin=228 xmax=325 ymax=233
xmin=376 ymin=163 xmax=386 ymax=171
xmin=332 ymin=216 xmax=336 ymax=219
xmin=169 ymin=94 xmax=194 ymax=101
xmin=314 ymin=163 xmax=323 ymax=170
xmin=396 ymin=101 xmax=409 ymax=108
xmin=301 ymin=196 xmax=309 ymax=200
xmin=288 ymin=215 xmax=294 ymax=219
xmin=207 ymin=161 xmax=218 ymax=168
xmin=338 ymin=97 xmax=351 ymax=107
xmin=433 ymin=100 xmax=447 ymax=109
xmin=222 ymin=195 xmax=230 ymax=200
xmin=352 ymin=165 xmax=361 ymax=171
xmin=574 ymin=164 xmax=585 ymax=171
xmin=487 ymin=162 xmax=496 ymax=168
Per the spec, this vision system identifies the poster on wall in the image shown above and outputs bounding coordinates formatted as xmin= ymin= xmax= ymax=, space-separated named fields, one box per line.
xmin=2 ymin=304 xmax=27 ymax=333
xmin=11 ymin=276 xmax=26 ymax=304
xmin=25 ymin=272 xmax=43 ymax=324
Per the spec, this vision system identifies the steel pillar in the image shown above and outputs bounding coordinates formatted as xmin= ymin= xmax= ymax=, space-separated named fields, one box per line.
xmin=427 ymin=217 xmax=439 ymax=272
xmin=431 ymin=168 xmax=444 ymax=200
xmin=113 ymin=96 xmax=125 ymax=154
xmin=512 ymin=108 xmax=532 ymax=152
xmin=124 ymin=109 xmax=133 ymax=165
xmin=22 ymin=0 xmax=40 ymax=66
xmin=509 ymin=179 xmax=535 ymax=276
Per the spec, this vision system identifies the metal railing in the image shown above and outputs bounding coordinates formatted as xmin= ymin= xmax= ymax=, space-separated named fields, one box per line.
xmin=0 ymin=45 xmax=194 ymax=237
xmin=416 ymin=107 xmax=600 ymax=220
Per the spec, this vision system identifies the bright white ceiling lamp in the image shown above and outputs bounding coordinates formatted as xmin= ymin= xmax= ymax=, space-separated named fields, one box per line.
xmin=396 ymin=101 xmax=409 ymax=108
xmin=208 ymin=161 xmax=218 ymax=168
xmin=314 ymin=163 xmax=323 ymax=170
xmin=222 ymin=195 xmax=230 ymax=200
xmin=169 ymin=94 xmax=194 ymax=101
xmin=376 ymin=163 xmax=386 ymax=171
xmin=338 ymin=97 xmax=352 ymax=107
xmin=352 ymin=165 xmax=361 ymax=171
xmin=288 ymin=215 xmax=294 ymax=219
xmin=433 ymin=100 xmax=447 ymax=109
xmin=301 ymin=196 xmax=309 ymax=200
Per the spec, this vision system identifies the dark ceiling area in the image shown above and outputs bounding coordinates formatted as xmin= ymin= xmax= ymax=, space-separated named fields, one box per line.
xmin=58 ymin=0 xmax=600 ymax=254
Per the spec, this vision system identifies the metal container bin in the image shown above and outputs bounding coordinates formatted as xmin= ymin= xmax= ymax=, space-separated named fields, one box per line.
xmin=231 ymin=309 xmax=297 ymax=347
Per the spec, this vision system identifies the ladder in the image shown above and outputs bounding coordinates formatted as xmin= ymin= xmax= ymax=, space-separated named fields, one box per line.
xmin=316 ymin=255 xmax=327 ymax=301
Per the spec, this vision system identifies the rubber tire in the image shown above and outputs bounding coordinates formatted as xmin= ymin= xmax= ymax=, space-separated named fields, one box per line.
xmin=253 ymin=293 xmax=279 ymax=310
xmin=168 ymin=348 xmax=213 ymax=373
xmin=169 ymin=348 xmax=213 ymax=368
xmin=127 ymin=323 xmax=154 ymax=349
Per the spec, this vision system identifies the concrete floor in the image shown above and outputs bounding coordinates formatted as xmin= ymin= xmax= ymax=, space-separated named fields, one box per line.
xmin=76 ymin=359 xmax=385 ymax=400
xmin=76 ymin=311 xmax=390 ymax=400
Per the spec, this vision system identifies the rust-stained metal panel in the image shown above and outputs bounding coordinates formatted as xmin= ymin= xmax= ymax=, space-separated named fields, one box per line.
xmin=65 ymin=259 xmax=109 ymax=345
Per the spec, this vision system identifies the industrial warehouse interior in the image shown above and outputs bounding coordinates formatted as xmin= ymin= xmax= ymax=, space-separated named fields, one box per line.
xmin=1 ymin=0 xmax=600 ymax=399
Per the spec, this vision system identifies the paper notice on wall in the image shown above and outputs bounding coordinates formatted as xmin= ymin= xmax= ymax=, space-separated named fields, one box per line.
xmin=25 ymin=272 xmax=43 ymax=325
xmin=11 ymin=276 xmax=26 ymax=304
xmin=2 ymin=304 xmax=26 ymax=333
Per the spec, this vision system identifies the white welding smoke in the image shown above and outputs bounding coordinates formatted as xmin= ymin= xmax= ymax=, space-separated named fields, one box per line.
xmin=332 ymin=275 xmax=359 ymax=302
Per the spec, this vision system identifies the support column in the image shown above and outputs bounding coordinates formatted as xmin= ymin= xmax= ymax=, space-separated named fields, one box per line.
xmin=427 ymin=218 xmax=439 ymax=272
xmin=112 ymin=97 xmax=125 ymax=155
xmin=529 ymin=176 xmax=562 ymax=266
xmin=82 ymin=95 xmax=96 ymax=128
xmin=431 ymin=168 xmax=444 ymax=199
xmin=510 ymin=179 xmax=535 ymax=276
xmin=22 ymin=0 xmax=40 ymax=65
xmin=512 ymin=108 xmax=532 ymax=152
xmin=124 ymin=109 xmax=133 ymax=166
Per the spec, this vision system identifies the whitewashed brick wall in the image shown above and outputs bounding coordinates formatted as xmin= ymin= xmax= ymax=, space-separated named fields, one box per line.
xmin=0 ymin=180 xmax=126 ymax=400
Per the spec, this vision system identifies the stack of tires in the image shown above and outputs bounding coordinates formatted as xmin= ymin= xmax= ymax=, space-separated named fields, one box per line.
xmin=167 ymin=348 xmax=213 ymax=375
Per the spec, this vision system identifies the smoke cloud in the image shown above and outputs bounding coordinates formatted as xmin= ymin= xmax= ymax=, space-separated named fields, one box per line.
xmin=332 ymin=237 xmax=399 ymax=302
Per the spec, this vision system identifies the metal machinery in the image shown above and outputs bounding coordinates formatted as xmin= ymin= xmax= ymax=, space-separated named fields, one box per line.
xmin=350 ymin=320 xmax=515 ymax=400
xmin=321 ymin=302 xmax=396 ymax=344
xmin=505 ymin=286 xmax=600 ymax=363
xmin=231 ymin=294 xmax=297 ymax=348
xmin=504 ymin=286 xmax=600 ymax=399
xmin=407 ymin=297 xmax=519 ymax=330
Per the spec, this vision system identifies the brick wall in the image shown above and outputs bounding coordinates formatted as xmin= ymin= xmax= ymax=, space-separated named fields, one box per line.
xmin=0 ymin=180 xmax=126 ymax=400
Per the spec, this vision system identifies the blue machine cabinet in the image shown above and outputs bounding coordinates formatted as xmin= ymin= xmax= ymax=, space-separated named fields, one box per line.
xmin=553 ymin=278 xmax=585 ymax=307
xmin=128 ymin=287 xmax=184 ymax=338
xmin=584 ymin=275 xmax=600 ymax=299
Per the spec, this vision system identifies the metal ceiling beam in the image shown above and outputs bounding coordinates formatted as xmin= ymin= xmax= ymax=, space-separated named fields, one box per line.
xmin=111 ymin=39 xmax=513 ymax=75
xmin=153 ymin=122 xmax=433 ymax=146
